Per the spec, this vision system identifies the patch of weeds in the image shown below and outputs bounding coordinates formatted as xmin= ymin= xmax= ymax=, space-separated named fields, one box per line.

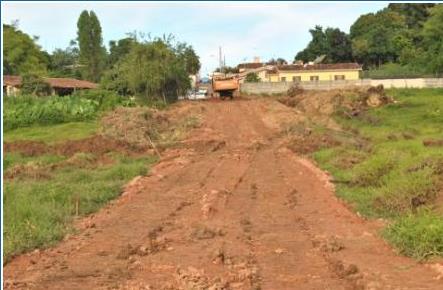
xmin=332 ymin=149 xmax=368 ymax=170
xmin=350 ymin=155 xmax=395 ymax=187
xmin=181 ymin=115 xmax=201 ymax=130
xmin=383 ymin=210 xmax=443 ymax=259
xmin=157 ymin=115 xmax=201 ymax=148
xmin=3 ymin=153 xmax=66 ymax=171
xmin=373 ymin=168 xmax=438 ymax=216
xmin=64 ymin=152 xmax=97 ymax=168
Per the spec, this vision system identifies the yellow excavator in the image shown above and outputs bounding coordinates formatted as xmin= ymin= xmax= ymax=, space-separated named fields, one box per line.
xmin=211 ymin=76 xmax=240 ymax=100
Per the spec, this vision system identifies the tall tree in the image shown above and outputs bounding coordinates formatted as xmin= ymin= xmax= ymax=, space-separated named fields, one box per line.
xmin=108 ymin=37 xmax=136 ymax=68
xmin=324 ymin=28 xmax=353 ymax=63
xmin=421 ymin=5 xmax=443 ymax=74
xmin=102 ymin=38 xmax=193 ymax=102
xmin=350 ymin=10 xmax=409 ymax=67
xmin=49 ymin=40 xmax=81 ymax=78
xmin=295 ymin=26 xmax=328 ymax=63
xmin=3 ymin=24 xmax=48 ymax=75
xmin=295 ymin=26 xmax=353 ymax=64
xmin=77 ymin=10 xmax=106 ymax=82
xmin=175 ymin=43 xmax=201 ymax=75
xmin=388 ymin=3 xmax=435 ymax=30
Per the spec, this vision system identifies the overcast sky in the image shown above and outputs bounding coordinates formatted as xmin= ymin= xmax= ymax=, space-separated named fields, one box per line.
xmin=2 ymin=1 xmax=388 ymax=76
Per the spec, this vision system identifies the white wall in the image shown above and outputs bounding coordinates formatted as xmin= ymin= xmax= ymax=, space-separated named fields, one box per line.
xmin=240 ymin=78 xmax=443 ymax=94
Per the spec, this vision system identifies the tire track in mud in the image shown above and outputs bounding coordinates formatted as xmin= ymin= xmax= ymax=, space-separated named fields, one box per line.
xmin=4 ymin=99 xmax=443 ymax=290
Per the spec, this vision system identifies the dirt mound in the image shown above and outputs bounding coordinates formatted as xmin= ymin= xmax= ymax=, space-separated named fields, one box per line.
xmin=279 ymin=85 xmax=394 ymax=127
xmin=100 ymin=107 xmax=170 ymax=149
xmin=100 ymin=105 xmax=203 ymax=151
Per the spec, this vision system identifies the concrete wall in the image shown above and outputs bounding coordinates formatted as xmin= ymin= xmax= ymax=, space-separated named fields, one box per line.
xmin=240 ymin=78 xmax=443 ymax=95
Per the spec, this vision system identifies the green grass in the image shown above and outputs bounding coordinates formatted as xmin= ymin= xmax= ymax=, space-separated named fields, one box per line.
xmin=3 ymin=153 xmax=157 ymax=260
xmin=4 ymin=121 xmax=98 ymax=144
xmin=312 ymin=88 xmax=443 ymax=258
xmin=3 ymin=119 xmax=158 ymax=261
xmin=383 ymin=211 xmax=443 ymax=259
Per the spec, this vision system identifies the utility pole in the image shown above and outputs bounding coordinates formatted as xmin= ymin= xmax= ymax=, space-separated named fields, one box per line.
xmin=219 ymin=46 xmax=223 ymax=74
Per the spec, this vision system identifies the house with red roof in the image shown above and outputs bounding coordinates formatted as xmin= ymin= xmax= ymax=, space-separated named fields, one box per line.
xmin=3 ymin=75 xmax=98 ymax=97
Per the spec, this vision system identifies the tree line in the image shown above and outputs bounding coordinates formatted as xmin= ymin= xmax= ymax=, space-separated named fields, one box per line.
xmin=3 ymin=10 xmax=201 ymax=102
xmin=294 ymin=4 xmax=443 ymax=76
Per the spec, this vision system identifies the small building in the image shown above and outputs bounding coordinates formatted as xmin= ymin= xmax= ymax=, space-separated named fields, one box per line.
xmin=266 ymin=63 xmax=362 ymax=82
xmin=3 ymin=75 xmax=98 ymax=97
xmin=3 ymin=75 xmax=22 ymax=96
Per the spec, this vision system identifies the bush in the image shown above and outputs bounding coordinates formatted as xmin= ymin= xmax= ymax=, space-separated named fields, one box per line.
xmin=245 ymin=72 xmax=260 ymax=83
xmin=384 ymin=211 xmax=443 ymax=259
xmin=72 ymin=89 xmax=135 ymax=110
xmin=3 ymin=90 xmax=135 ymax=131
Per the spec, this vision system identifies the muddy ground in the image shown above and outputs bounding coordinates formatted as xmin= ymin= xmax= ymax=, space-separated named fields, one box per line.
xmin=3 ymin=98 xmax=443 ymax=289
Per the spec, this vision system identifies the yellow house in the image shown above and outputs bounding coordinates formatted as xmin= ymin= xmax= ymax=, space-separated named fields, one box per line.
xmin=266 ymin=63 xmax=362 ymax=82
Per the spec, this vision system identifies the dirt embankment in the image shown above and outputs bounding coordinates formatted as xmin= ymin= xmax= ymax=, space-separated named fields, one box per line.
xmin=4 ymin=99 xmax=443 ymax=290
xmin=276 ymin=85 xmax=393 ymax=155
xmin=278 ymin=84 xmax=394 ymax=128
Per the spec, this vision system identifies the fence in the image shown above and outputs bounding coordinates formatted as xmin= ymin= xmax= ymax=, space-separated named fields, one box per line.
xmin=240 ymin=78 xmax=443 ymax=95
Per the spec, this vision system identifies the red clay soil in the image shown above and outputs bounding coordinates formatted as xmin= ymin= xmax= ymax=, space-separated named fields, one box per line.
xmin=3 ymin=99 xmax=443 ymax=290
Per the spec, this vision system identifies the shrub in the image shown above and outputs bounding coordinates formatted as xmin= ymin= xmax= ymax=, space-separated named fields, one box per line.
xmin=245 ymin=72 xmax=260 ymax=83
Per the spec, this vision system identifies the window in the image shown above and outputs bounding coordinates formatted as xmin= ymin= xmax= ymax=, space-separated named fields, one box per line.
xmin=280 ymin=77 xmax=286 ymax=82
xmin=334 ymin=75 xmax=345 ymax=80
xmin=292 ymin=76 xmax=301 ymax=82
xmin=310 ymin=76 xmax=319 ymax=81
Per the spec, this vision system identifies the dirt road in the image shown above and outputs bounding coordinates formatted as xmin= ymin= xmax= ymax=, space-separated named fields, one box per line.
xmin=4 ymin=99 xmax=443 ymax=289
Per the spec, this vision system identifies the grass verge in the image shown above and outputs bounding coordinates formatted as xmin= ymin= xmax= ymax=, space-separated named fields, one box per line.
xmin=311 ymin=88 xmax=443 ymax=258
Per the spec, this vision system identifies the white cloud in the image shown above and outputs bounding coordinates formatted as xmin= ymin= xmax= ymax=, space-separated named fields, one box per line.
xmin=2 ymin=1 xmax=388 ymax=74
